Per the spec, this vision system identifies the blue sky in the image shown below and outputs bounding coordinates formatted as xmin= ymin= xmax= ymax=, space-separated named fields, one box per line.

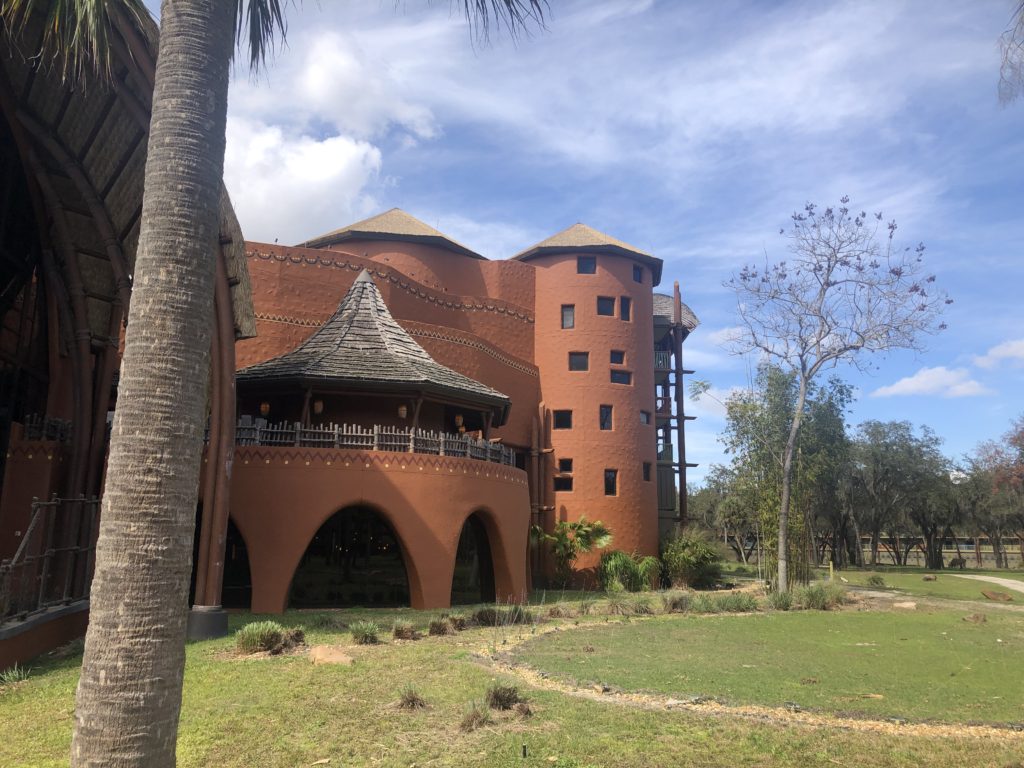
xmin=185 ymin=0 xmax=1022 ymax=481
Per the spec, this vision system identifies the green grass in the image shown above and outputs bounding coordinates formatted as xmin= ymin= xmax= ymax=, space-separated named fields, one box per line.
xmin=836 ymin=569 xmax=1024 ymax=601
xmin=2 ymin=604 xmax=1023 ymax=767
xmin=516 ymin=609 xmax=1024 ymax=724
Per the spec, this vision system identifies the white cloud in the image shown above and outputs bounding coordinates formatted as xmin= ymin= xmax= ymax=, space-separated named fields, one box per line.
xmin=707 ymin=326 xmax=745 ymax=347
xmin=973 ymin=339 xmax=1024 ymax=370
xmin=223 ymin=118 xmax=383 ymax=244
xmin=689 ymin=385 xmax=744 ymax=420
xmin=870 ymin=366 xmax=992 ymax=399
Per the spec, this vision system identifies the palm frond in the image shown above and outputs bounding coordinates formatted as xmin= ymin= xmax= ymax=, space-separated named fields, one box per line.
xmin=457 ymin=0 xmax=546 ymax=43
xmin=1 ymin=0 xmax=151 ymax=83
xmin=235 ymin=0 xmax=290 ymax=72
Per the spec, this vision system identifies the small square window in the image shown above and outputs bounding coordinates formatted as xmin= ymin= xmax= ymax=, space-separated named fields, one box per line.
xmin=610 ymin=350 xmax=625 ymax=365
xmin=633 ymin=265 xmax=643 ymax=283
xmin=577 ymin=256 xmax=596 ymax=274
xmin=568 ymin=351 xmax=589 ymax=371
xmin=640 ymin=410 xmax=651 ymax=425
xmin=599 ymin=404 xmax=613 ymax=431
xmin=597 ymin=296 xmax=615 ymax=316
xmin=554 ymin=476 xmax=574 ymax=492
xmin=558 ymin=458 xmax=573 ymax=473
xmin=553 ymin=410 xmax=573 ymax=429
xmin=604 ymin=469 xmax=618 ymax=496
xmin=611 ymin=370 xmax=633 ymax=385
xmin=620 ymin=296 xmax=632 ymax=321
xmin=642 ymin=462 xmax=652 ymax=481
xmin=561 ymin=304 xmax=575 ymax=329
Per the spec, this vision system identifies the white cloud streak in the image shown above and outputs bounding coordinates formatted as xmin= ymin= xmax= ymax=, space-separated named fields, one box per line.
xmin=871 ymin=366 xmax=992 ymax=399
xmin=974 ymin=339 xmax=1024 ymax=369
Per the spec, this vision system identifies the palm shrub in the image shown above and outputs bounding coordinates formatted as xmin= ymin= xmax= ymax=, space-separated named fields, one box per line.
xmin=532 ymin=517 xmax=612 ymax=587
xmin=350 ymin=620 xmax=381 ymax=645
xmin=598 ymin=550 xmax=661 ymax=592
xmin=235 ymin=621 xmax=285 ymax=654
xmin=661 ymin=527 xmax=724 ymax=589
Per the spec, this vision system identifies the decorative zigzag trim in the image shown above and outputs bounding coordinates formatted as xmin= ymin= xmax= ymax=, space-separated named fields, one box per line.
xmin=407 ymin=327 xmax=538 ymax=378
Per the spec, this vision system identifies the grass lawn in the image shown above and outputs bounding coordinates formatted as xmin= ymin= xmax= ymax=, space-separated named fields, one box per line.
xmin=1 ymin=603 xmax=1023 ymax=767
xmin=516 ymin=608 xmax=1024 ymax=724
xmin=834 ymin=569 xmax=1024 ymax=602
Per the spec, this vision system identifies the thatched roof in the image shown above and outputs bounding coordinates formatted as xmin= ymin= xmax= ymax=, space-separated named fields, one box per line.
xmin=512 ymin=223 xmax=663 ymax=285
xmin=300 ymin=208 xmax=484 ymax=260
xmin=653 ymin=293 xmax=699 ymax=332
xmin=0 ymin=9 xmax=256 ymax=341
xmin=238 ymin=269 xmax=510 ymax=420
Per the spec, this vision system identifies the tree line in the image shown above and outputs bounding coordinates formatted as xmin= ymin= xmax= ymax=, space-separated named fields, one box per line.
xmin=691 ymin=366 xmax=1024 ymax=575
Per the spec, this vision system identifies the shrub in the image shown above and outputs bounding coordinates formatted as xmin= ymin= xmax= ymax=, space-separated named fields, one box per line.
xmin=460 ymin=701 xmax=492 ymax=732
xmin=661 ymin=590 xmax=691 ymax=613
xmin=733 ymin=565 xmax=751 ymax=576
xmin=485 ymin=682 xmax=526 ymax=710
xmin=398 ymin=685 xmax=426 ymax=709
xmin=547 ymin=603 xmax=576 ymax=619
xmin=350 ymin=620 xmax=381 ymax=645
xmin=577 ymin=597 xmax=596 ymax=616
xmin=0 ymin=663 xmax=30 ymax=686
xmin=661 ymin=527 xmax=723 ymax=589
xmin=714 ymin=592 xmax=758 ymax=613
xmin=473 ymin=607 xmax=500 ymax=626
xmin=605 ymin=586 xmax=632 ymax=615
xmin=628 ymin=594 xmax=654 ymax=615
xmin=798 ymin=583 xmax=847 ymax=611
xmin=309 ymin=614 xmax=347 ymax=631
xmin=598 ymin=550 xmax=661 ymax=592
xmin=766 ymin=590 xmax=793 ymax=611
xmin=688 ymin=593 xmax=716 ymax=613
xmin=446 ymin=613 xmax=468 ymax=631
xmin=392 ymin=620 xmax=420 ymax=641
xmin=236 ymin=621 xmax=285 ymax=654
xmin=866 ymin=574 xmax=886 ymax=588
xmin=475 ymin=605 xmax=534 ymax=626
xmin=505 ymin=605 xmax=535 ymax=625
xmin=428 ymin=618 xmax=454 ymax=636
xmin=515 ymin=701 xmax=533 ymax=718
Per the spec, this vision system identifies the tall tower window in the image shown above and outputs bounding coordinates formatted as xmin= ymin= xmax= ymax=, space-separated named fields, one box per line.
xmin=554 ymin=476 xmax=573 ymax=492
xmin=633 ymin=265 xmax=643 ymax=283
xmin=642 ymin=462 xmax=652 ymax=481
xmin=558 ymin=458 xmax=573 ymax=473
xmin=604 ymin=469 xmax=618 ymax=496
xmin=568 ymin=352 xmax=589 ymax=371
xmin=599 ymin=404 xmax=613 ymax=430
xmin=610 ymin=370 xmax=633 ymax=385
xmin=620 ymin=296 xmax=632 ymax=321
xmin=561 ymin=304 xmax=575 ymax=329
xmin=577 ymin=256 xmax=596 ymax=274
xmin=597 ymin=296 xmax=615 ymax=316
xmin=553 ymin=410 xmax=573 ymax=429
xmin=640 ymin=410 xmax=651 ymax=424
xmin=610 ymin=350 xmax=625 ymax=365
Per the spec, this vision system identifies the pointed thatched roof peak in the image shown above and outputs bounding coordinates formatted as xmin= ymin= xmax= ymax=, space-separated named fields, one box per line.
xmin=298 ymin=209 xmax=483 ymax=259
xmin=512 ymin=223 xmax=663 ymax=285
xmin=237 ymin=269 xmax=509 ymax=418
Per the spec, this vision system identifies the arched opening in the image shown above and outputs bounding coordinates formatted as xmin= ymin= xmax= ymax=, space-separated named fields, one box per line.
xmin=189 ymin=506 xmax=252 ymax=610
xmin=289 ymin=505 xmax=410 ymax=608
xmin=450 ymin=513 xmax=496 ymax=605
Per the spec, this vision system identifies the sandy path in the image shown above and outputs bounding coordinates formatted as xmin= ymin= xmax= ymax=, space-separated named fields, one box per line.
xmin=949 ymin=574 xmax=1024 ymax=595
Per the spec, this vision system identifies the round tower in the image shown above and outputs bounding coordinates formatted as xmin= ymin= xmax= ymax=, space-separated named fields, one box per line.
xmin=514 ymin=225 xmax=661 ymax=576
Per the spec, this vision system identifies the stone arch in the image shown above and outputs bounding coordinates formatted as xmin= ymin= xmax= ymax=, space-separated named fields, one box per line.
xmin=287 ymin=504 xmax=412 ymax=609
xmin=450 ymin=512 xmax=497 ymax=605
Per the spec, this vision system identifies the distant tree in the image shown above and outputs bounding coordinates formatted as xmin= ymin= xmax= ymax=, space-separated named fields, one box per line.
xmin=974 ymin=414 xmax=1024 ymax=564
xmin=1000 ymin=2 xmax=1024 ymax=102
xmin=727 ymin=198 xmax=948 ymax=589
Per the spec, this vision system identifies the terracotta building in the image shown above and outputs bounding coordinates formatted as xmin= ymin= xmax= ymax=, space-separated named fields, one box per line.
xmin=189 ymin=209 xmax=699 ymax=623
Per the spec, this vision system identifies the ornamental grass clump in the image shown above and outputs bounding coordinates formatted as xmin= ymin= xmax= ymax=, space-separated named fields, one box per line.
xmin=661 ymin=590 xmax=691 ymax=613
xmin=460 ymin=701 xmax=492 ymax=732
xmin=235 ymin=621 xmax=284 ymax=654
xmin=350 ymin=620 xmax=381 ymax=645
xmin=398 ymin=685 xmax=427 ymax=710
xmin=798 ymin=583 xmax=847 ymax=610
xmin=766 ymin=589 xmax=793 ymax=611
xmin=446 ymin=613 xmax=469 ymax=631
xmin=428 ymin=618 xmax=455 ymax=636
xmin=628 ymin=594 xmax=654 ymax=615
xmin=0 ymin=663 xmax=30 ymax=686
xmin=598 ymin=550 xmax=661 ymax=592
xmin=485 ymin=682 xmax=526 ymax=710
xmin=714 ymin=592 xmax=758 ymax=613
xmin=473 ymin=607 xmax=500 ymax=626
xmin=392 ymin=620 xmax=420 ymax=641
xmin=866 ymin=574 xmax=887 ymax=588
xmin=547 ymin=602 xmax=576 ymax=619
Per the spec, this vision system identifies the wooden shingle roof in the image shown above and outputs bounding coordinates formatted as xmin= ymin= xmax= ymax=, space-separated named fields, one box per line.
xmin=238 ymin=269 xmax=510 ymax=419
xmin=653 ymin=293 xmax=700 ymax=332
xmin=512 ymin=223 xmax=663 ymax=285
xmin=299 ymin=208 xmax=483 ymax=259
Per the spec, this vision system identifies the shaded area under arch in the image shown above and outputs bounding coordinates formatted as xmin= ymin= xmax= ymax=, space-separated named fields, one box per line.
xmin=289 ymin=505 xmax=410 ymax=608
xmin=451 ymin=513 xmax=496 ymax=605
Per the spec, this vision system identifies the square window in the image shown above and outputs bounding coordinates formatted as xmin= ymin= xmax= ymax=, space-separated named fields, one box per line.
xmin=568 ymin=351 xmax=589 ymax=371
xmin=577 ymin=256 xmax=596 ymax=274
xmin=597 ymin=296 xmax=615 ymax=316
xmin=561 ymin=304 xmax=575 ymax=329
xmin=642 ymin=462 xmax=652 ymax=481
xmin=633 ymin=265 xmax=643 ymax=283
xmin=604 ymin=469 xmax=618 ymax=496
xmin=554 ymin=476 xmax=574 ymax=492
xmin=620 ymin=296 xmax=632 ymax=321
xmin=611 ymin=370 xmax=633 ymax=385
xmin=640 ymin=410 xmax=651 ymax=425
xmin=610 ymin=350 xmax=625 ymax=365
xmin=553 ymin=410 xmax=573 ymax=429
xmin=599 ymin=404 xmax=613 ymax=431
xmin=558 ymin=458 xmax=573 ymax=473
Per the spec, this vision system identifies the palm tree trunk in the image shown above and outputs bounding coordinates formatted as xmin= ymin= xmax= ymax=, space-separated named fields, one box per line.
xmin=71 ymin=3 xmax=235 ymax=766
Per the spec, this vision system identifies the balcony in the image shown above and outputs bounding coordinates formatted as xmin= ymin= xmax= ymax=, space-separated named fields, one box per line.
xmin=229 ymin=419 xmax=517 ymax=466
xmin=654 ymin=350 xmax=671 ymax=371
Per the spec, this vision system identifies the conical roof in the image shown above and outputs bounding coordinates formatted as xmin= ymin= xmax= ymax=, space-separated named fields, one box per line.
xmin=237 ymin=270 xmax=510 ymax=418
xmin=298 ymin=208 xmax=483 ymax=259
xmin=512 ymin=223 xmax=663 ymax=285
xmin=653 ymin=293 xmax=700 ymax=331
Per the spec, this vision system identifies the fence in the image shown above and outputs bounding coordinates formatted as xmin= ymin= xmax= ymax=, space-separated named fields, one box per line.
xmin=232 ymin=418 xmax=517 ymax=466
xmin=21 ymin=414 xmax=73 ymax=443
xmin=0 ymin=495 xmax=99 ymax=623
xmin=654 ymin=350 xmax=672 ymax=370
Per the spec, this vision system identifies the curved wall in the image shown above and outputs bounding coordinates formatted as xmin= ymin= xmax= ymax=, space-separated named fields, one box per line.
xmin=530 ymin=251 xmax=658 ymax=563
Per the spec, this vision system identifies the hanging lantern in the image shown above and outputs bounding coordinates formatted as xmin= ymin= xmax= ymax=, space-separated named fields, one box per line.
xmin=313 ymin=399 xmax=324 ymax=415
xmin=259 ymin=401 xmax=271 ymax=417
xmin=397 ymin=404 xmax=408 ymax=419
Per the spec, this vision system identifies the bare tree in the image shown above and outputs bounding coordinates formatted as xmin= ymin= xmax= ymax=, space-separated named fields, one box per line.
xmin=727 ymin=198 xmax=949 ymax=590
xmin=1000 ymin=1 xmax=1024 ymax=103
